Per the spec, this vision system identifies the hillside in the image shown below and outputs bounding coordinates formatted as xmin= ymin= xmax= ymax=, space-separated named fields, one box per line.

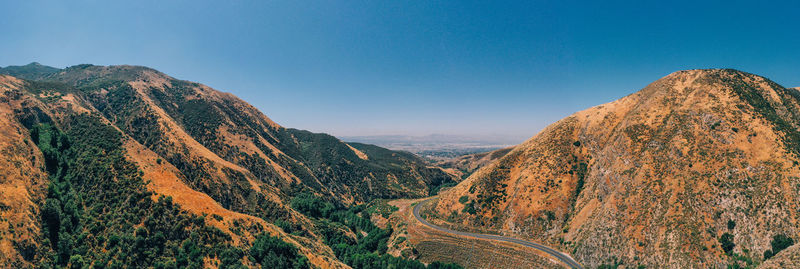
xmin=430 ymin=69 xmax=800 ymax=268
xmin=435 ymin=147 xmax=514 ymax=179
xmin=0 ymin=63 xmax=458 ymax=268
xmin=758 ymin=244 xmax=800 ymax=268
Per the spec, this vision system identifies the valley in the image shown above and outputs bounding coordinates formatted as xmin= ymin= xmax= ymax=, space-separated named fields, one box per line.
xmin=1 ymin=63 xmax=799 ymax=269
xmin=412 ymin=198 xmax=582 ymax=268
xmin=5 ymin=1 xmax=800 ymax=268
xmin=376 ymin=198 xmax=563 ymax=269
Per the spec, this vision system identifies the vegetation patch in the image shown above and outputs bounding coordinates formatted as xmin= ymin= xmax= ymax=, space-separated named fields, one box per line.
xmin=719 ymin=233 xmax=736 ymax=255
xmin=291 ymin=193 xmax=461 ymax=268
xmin=763 ymin=234 xmax=795 ymax=259
xmin=30 ymin=116 xmax=306 ymax=268
xmin=713 ymin=70 xmax=800 ymax=157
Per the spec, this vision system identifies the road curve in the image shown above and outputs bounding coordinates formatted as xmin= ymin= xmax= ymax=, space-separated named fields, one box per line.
xmin=413 ymin=198 xmax=583 ymax=269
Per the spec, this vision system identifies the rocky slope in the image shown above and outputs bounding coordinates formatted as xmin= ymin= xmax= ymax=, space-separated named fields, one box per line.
xmin=0 ymin=63 xmax=457 ymax=267
xmin=432 ymin=69 xmax=800 ymax=268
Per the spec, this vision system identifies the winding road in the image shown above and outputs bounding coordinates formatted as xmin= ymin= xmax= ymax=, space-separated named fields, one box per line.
xmin=413 ymin=198 xmax=584 ymax=269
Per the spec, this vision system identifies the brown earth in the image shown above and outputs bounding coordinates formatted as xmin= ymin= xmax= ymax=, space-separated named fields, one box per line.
xmin=0 ymin=76 xmax=49 ymax=267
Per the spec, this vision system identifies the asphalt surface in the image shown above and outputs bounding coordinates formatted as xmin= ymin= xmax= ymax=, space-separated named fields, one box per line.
xmin=413 ymin=198 xmax=584 ymax=269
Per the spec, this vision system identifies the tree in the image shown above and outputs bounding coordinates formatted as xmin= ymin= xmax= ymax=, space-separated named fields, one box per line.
xmin=719 ymin=233 xmax=735 ymax=255
xmin=429 ymin=261 xmax=463 ymax=269
xmin=249 ymin=234 xmax=308 ymax=269
xmin=68 ymin=254 xmax=84 ymax=269
xmin=765 ymin=234 xmax=795 ymax=259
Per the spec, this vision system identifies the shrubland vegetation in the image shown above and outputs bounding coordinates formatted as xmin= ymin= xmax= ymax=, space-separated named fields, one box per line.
xmin=30 ymin=115 xmax=307 ymax=268
xmin=290 ymin=193 xmax=461 ymax=269
xmin=710 ymin=70 xmax=800 ymax=157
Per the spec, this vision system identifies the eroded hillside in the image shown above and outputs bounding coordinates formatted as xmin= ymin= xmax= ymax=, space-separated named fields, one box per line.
xmin=432 ymin=69 xmax=800 ymax=268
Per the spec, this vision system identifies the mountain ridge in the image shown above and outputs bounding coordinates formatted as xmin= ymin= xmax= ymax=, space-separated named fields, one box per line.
xmin=0 ymin=63 xmax=458 ymax=268
xmin=431 ymin=69 xmax=800 ymax=268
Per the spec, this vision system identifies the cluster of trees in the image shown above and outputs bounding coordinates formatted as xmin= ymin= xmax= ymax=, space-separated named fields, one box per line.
xmin=291 ymin=194 xmax=462 ymax=269
xmin=719 ymin=233 xmax=736 ymax=255
xmin=764 ymin=234 xmax=795 ymax=259
xmin=716 ymin=230 xmax=796 ymax=265
xmin=248 ymin=234 xmax=308 ymax=268
xmin=32 ymin=117 xmax=235 ymax=268
xmin=30 ymin=116 xmax=308 ymax=268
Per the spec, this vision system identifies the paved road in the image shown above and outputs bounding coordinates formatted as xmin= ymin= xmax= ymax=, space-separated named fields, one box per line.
xmin=413 ymin=198 xmax=584 ymax=269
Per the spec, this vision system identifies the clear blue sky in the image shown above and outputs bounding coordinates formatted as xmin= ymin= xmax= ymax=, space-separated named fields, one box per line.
xmin=2 ymin=1 xmax=799 ymax=141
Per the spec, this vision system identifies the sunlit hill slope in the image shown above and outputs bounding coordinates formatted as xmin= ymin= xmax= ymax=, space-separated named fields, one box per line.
xmin=0 ymin=63 xmax=459 ymax=268
xmin=433 ymin=69 xmax=800 ymax=268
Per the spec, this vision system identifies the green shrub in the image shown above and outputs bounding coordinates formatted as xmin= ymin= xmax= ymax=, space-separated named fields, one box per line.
xmin=249 ymin=234 xmax=308 ymax=269
xmin=292 ymin=193 xmax=462 ymax=269
xmin=290 ymin=193 xmax=336 ymax=218
xmin=29 ymin=117 xmax=260 ymax=267
xmin=764 ymin=234 xmax=795 ymax=259
xmin=462 ymin=201 xmax=477 ymax=215
xmin=719 ymin=233 xmax=736 ymax=255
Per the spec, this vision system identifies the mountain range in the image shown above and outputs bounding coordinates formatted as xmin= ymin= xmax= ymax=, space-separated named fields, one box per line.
xmin=2 ymin=63 xmax=799 ymax=269
xmin=0 ymin=63 xmax=459 ymax=268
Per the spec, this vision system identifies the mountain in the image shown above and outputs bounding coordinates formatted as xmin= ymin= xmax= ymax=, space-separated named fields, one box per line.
xmin=0 ymin=63 xmax=458 ymax=268
xmin=340 ymin=134 xmax=519 ymax=161
xmin=0 ymin=62 xmax=60 ymax=80
xmin=429 ymin=69 xmax=800 ymax=268
xmin=339 ymin=134 xmax=523 ymax=146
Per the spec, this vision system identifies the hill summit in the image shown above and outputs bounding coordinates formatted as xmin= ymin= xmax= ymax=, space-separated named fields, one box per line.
xmin=431 ymin=69 xmax=800 ymax=268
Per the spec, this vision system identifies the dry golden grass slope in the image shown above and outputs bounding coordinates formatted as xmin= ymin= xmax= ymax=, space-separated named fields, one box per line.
xmin=0 ymin=73 xmax=347 ymax=268
xmin=0 ymin=75 xmax=49 ymax=267
xmin=433 ymin=69 xmax=800 ymax=268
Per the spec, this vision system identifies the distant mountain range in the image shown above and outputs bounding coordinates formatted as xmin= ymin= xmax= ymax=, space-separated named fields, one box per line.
xmin=340 ymin=134 xmax=522 ymax=161
xmin=340 ymin=134 xmax=526 ymax=146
